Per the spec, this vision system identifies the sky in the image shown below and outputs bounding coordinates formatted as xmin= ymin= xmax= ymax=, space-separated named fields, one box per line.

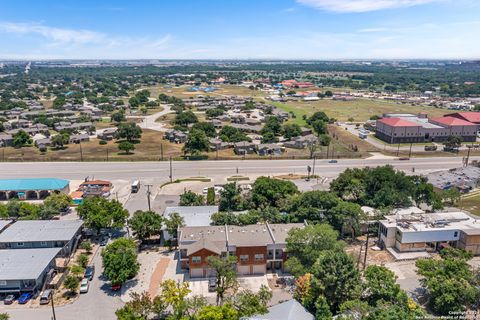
xmin=0 ymin=0 xmax=479 ymax=60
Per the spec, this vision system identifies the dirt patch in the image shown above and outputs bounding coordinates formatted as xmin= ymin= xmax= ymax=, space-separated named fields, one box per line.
xmin=148 ymin=258 xmax=170 ymax=298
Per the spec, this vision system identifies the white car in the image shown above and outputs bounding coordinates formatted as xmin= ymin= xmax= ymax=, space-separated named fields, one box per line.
xmin=80 ymin=278 xmax=89 ymax=294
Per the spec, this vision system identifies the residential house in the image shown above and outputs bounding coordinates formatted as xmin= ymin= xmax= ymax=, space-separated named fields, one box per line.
xmin=241 ymin=299 xmax=314 ymax=320
xmin=69 ymin=133 xmax=90 ymax=144
xmin=0 ymin=133 xmax=13 ymax=147
xmin=97 ymin=128 xmax=117 ymax=140
xmin=256 ymin=144 xmax=284 ymax=156
xmin=284 ymin=134 xmax=317 ymax=149
xmin=162 ymin=205 xmax=219 ymax=241
xmin=209 ymin=138 xmax=231 ymax=151
xmin=178 ymin=222 xmax=306 ymax=278
xmin=234 ymin=141 xmax=256 ymax=155
xmin=164 ymin=130 xmax=187 ymax=144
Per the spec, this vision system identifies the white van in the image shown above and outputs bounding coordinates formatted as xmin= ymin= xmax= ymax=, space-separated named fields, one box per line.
xmin=131 ymin=180 xmax=140 ymax=193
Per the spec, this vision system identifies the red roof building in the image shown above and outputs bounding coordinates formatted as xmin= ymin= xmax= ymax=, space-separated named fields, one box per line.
xmin=430 ymin=116 xmax=478 ymax=127
xmin=445 ymin=112 xmax=480 ymax=124
xmin=377 ymin=118 xmax=420 ymax=127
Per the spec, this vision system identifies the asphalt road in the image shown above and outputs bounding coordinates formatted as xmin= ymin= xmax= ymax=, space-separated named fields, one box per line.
xmin=0 ymin=156 xmax=474 ymax=181
xmin=2 ymin=245 xmax=123 ymax=320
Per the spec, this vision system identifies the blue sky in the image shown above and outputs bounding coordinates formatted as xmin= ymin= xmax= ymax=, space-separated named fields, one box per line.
xmin=0 ymin=0 xmax=479 ymax=59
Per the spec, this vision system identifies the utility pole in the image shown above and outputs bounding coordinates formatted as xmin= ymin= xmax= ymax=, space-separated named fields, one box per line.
xmin=363 ymin=224 xmax=370 ymax=270
xmin=408 ymin=142 xmax=413 ymax=158
xmin=160 ymin=143 xmax=164 ymax=161
xmin=169 ymin=157 xmax=173 ymax=182
xmin=396 ymin=142 xmax=400 ymax=157
xmin=79 ymin=142 xmax=83 ymax=162
xmin=465 ymin=146 xmax=471 ymax=167
xmin=51 ymin=290 xmax=57 ymax=320
xmin=106 ymin=148 xmax=109 ymax=162
xmin=145 ymin=184 xmax=152 ymax=211
xmin=312 ymin=156 xmax=316 ymax=177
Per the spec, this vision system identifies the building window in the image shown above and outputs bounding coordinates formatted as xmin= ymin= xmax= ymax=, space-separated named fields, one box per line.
xmin=192 ymin=256 xmax=201 ymax=263
xmin=40 ymin=241 xmax=47 ymax=246
xmin=17 ymin=242 xmax=24 ymax=247
xmin=454 ymin=231 xmax=458 ymax=237
xmin=255 ymin=254 xmax=264 ymax=261
xmin=240 ymin=255 xmax=249 ymax=262
xmin=0 ymin=280 xmax=6 ymax=286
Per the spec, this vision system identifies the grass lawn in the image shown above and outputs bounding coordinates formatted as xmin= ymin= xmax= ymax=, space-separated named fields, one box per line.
xmin=271 ymin=98 xmax=446 ymax=123
xmin=459 ymin=194 xmax=480 ymax=216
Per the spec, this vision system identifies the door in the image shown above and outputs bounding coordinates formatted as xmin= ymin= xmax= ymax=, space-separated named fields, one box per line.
xmin=252 ymin=264 xmax=266 ymax=275
xmin=190 ymin=268 xmax=204 ymax=278
xmin=237 ymin=265 xmax=250 ymax=276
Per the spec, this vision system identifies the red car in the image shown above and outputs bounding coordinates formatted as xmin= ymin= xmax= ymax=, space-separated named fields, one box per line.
xmin=111 ymin=284 xmax=121 ymax=291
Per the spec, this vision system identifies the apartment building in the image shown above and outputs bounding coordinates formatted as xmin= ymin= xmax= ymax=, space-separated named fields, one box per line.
xmin=178 ymin=222 xmax=305 ymax=278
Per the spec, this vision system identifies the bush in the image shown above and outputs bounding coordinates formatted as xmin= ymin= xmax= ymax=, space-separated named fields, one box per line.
xmin=77 ymin=253 xmax=89 ymax=268
xmin=64 ymin=275 xmax=80 ymax=294
xmin=99 ymin=140 xmax=107 ymax=145
xmin=80 ymin=240 xmax=93 ymax=253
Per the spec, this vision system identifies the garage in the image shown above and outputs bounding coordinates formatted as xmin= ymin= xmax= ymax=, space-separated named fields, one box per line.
xmin=252 ymin=264 xmax=266 ymax=275
xmin=190 ymin=268 xmax=205 ymax=278
xmin=206 ymin=268 xmax=216 ymax=277
xmin=237 ymin=265 xmax=251 ymax=276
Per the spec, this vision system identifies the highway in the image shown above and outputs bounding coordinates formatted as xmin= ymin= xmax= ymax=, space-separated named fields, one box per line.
xmin=0 ymin=156 xmax=474 ymax=181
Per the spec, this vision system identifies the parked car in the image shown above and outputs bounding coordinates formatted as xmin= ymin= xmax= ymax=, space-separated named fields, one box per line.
xmin=99 ymin=237 xmax=108 ymax=246
xmin=4 ymin=294 xmax=15 ymax=305
xmin=84 ymin=265 xmax=95 ymax=281
xmin=398 ymin=157 xmax=410 ymax=160
xmin=39 ymin=289 xmax=53 ymax=305
xmin=328 ymin=159 xmax=338 ymax=163
xmin=208 ymin=279 xmax=217 ymax=292
xmin=18 ymin=293 xmax=32 ymax=304
xmin=80 ymin=278 xmax=89 ymax=294
xmin=111 ymin=284 xmax=121 ymax=291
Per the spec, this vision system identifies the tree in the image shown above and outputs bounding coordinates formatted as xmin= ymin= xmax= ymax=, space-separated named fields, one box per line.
xmin=442 ymin=187 xmax=461 ymax=206
xmin=115 ymin=292 xmax=152 ymax=320
xmin=102 ymin=238 xmax=139 ymax=285
xmin=251 ymin=176 xmax=299 ymax=209
xmin=179 ymin=190 xmax=205 ymax=206
xmin=64 ymin=275 xmax=80 ymax=295
xmin=115 ymin=122 xmax=142 ymax=142
xmin=111 ymin=111 xmax=126 ymax=123
xmin=207 ymin=255 xmax=239 ymax=305
xmin=306 ymin=138 xmax=318 ymax=159
xmin=43 ymin=193 xmax=71 ymax=212
xmin=318 ymin=134 xmax=331 ymax=146
xmin=261 ymin=130 xmax=278 ymax=143
xmin=77 ymin=253 xmax=89 ymax=268
xmin=184 ymin=129 xmax=210 ymax=155
xmin=364 ymin=265 xmax=404 ymax=305
xmin=196 ymin=305 xmax=238 ymax=320
xmin=443 ymin=135 xmax=462 ymax=150
xmin=206 ymin=187 xmax=215 ymax=205
xmin=307 ymin=112 xmax=329 ymax=135
xmin=282 ymin=123 xmax=302 ymax=140
xmin=285 ymin=224 xmax=344 ymax=276
xmin=128 ymin=210 xmax=163 ymax=242
xmin=118 ymin=141 xmax=135 ymax=154
xmin=311 ymin=250 xmax=361 ymax=313
xmin=80 ymin=240 xmax=93 ymax=254
xmin=232 ymin=285 xmax=272 ymax=317
xmin=219 ymin=182 xmax=244 ymax=211
xmin=416 ymin=250 xmax=480 ymax=315
xmin=70 ymin=265 xmax=85 ymax=278
xmin=192 ymin=122 xmax=216 ymax=137
xmin=159 ymin=279 xmax=191 ymax=318
xmin=51 ymin=133 xmax=70 ymax=149
xmin=77 ymin=197 xmax=129 ymax=233
xmin=262 ymin=116 xmax=282 ymax=136
xmin=174 ymin=110 xmax=198 ymax=126
xmin=315 ymin=295 xmax=333 ymax=320
xmin=0 ymin=313 xmax=9 ymax=320
xmin=164 ymin=212 xmax=185 ymax=246
xmin=219 ymin=125 xmax=250 ymax=143
xmin=12 ymin=130 xmax=32 ymax=148
xmin=328 ymin=200 xmax=365 ymax=237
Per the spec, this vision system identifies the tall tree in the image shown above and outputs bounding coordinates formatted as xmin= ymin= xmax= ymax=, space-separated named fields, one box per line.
xmin=77 ymin=197 xmax=129 ymax=233
xmin=102 ymin=238 xmax=139 ymax=286
xmin=179 ymin=190 xmax=205 ymax=206
xmin=184 ymin=129 xmax=210 ymax=155
xmin=115 ymin=122 xmax=142 ymax=142
xmin=207 ymin=255 xmax=239 ymax=306
xmin=128 ymin=210 xmax=163 ymax=243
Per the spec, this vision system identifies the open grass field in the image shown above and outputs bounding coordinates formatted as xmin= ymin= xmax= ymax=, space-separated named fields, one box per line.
xmin=144 ymin=84 xmax=266 ymax=100
xmin=0 ymin=129 xmax=183 ymax=162
xmin=272 ymin=98 xmax=446 ymax=123
xmin=459 ymin=194 xmax=480 ymax=216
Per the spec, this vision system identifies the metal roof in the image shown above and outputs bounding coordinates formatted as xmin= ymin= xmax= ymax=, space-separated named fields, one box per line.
xmin=0 ymin=248 xmax=61 ymax=280
xmin=245 ymin=300 xmax=314 ymax=320
xmin=0 ymin=220 xmax=83 ymax=243
xmin=0 ymin=178 xmax=69 ymax=191
xmin=163 ymin=206 xmax=218 ymax=227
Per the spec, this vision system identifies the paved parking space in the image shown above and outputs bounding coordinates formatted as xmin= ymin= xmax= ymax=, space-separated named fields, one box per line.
xmin=187 ymin=275 xmax=269 ymax=300
xmin=384 ymin=260 xmax=421 ymax=293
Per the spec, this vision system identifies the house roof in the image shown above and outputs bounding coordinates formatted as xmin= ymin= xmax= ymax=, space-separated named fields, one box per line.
xmin=447 ymin=112 xmax=480 ymax=123
xmin=0 ymin=220 xmax=83 ymax=243
xmin=80 ymin=180 xmax=112 ymax=187
xmin=377 ymin=117 xmax=420 ymax=127
xmin=163 ymin=206 xmax=218 ymax=227
xmin=186 ymin=238 xmax=225 ymax=256
xmin=431 ymin=116 xmax=477 ymax=126
xmin=0 ymin=220 xmax=12 ymax=232
xmin=0 ymin=178 xmax=69 ymax=191
xmin=0 ymin=248 xmax=61 ymax=281
xmin=247 ymin=300 xmax=314 ymax=320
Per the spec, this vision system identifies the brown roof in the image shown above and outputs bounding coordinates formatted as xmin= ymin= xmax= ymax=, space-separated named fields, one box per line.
xmin=185 ymin=238 xmax=225 ymax=256
xmin=80 ymin=180 xmax=112 ymax=187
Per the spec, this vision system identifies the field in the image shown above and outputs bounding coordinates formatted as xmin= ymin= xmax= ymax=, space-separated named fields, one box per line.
xmin=458 ymin=193 xmax=480 ymax=216
xmin=0 ymin=129 xmax=182 ymax=162
xmin=272 ymin=98 xmax=447 ymax=124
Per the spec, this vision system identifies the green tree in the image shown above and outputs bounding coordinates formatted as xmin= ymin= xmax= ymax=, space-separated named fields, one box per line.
xmin=311 ymin=250 xmax=361 ymax=313
xmin=164 ymin=212 xmax=185 ymax=246
xmin=51 ymin=133 xmax=70 ymax=149
xmin=115 ymin=122 xmax=142 ymax=142
xmin=285 ymin=224 xmax=344 ymax=276
xmin=118 ymin=141 xmax=135 ymax=154
xmin=159 ymin=279 xmax=191 ymax=318
xmin=251 ymin=176 xmax=299 ymax=208
xmin=12 ymin=130 xmax=32 ymax=148
xmin=219 ymin=125 xmax=250 ymax=143
xmin=196 ymin=304 xmax=238 ymax=320
xmin=128 ymin=210 xmax=163 ymax=242
xmin=364 ymin=265 xmax=404 ymax=305
xmin=115 ymin=292 xmax=152 ymax=320
xmin=282 ymin=123 xmax=302 ymax=140
xmin=443 ymin=135 xmax=462 ymax=150
xmin=318 ymin=134 xmax=331 ymax=146
xmin=111 ymin=111 xmax=126 ymax=123
xmin=179 ymin=190 xmax=205 ymax=206
xmin=184 ymin=129 xmax=210 ymax=155
xmin=261 ymin=130 xmax=278 ymax=143
xmin=262 ymin=116 xmax=282 ymax=136
xmin=43 ymin=193 xmax=71 ymax=212
xmin=77 ymin=197 xmax=129 ymax=233
xmin=232 ymin=285 xmax=272 ymax=317
xmin=219 ymin=182 xmax=244 ymax=211
xmin=207 ymin=255 xmax=239 ymax=306
xmin=315 ymin=295 xmax=333 ymax=320
xmin=442 ymin=187 xmax=461 ymax=206
xmin=0 ymin=313 xmax=9 ymax=320
xmin=174 ymin=110 xmax=198 ymax=126
xmin=80 ymin=240 xmax=93 ymax=254
xmin=206 ymin=187 xmax=215 ymax=205
xmin=102 ymin=238 xmax=139 ymax=285
xmin=77 ymin=253 xmax=89 ymax=268
xmin=64 ymin=275 xmax=80 ymax=295
xmin=70 ymin=265 xmax=85 ymax=278
xmin=191 ymin=122 xmax=216 ymax=137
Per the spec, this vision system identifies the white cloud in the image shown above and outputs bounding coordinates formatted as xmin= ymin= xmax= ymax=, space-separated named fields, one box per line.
xmin=296 ymin=0 xmax=440 ymax=12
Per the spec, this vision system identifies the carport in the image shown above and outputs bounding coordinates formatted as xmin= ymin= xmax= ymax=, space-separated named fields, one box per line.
xmin=0 ymin=178 xmax=69 ymax=201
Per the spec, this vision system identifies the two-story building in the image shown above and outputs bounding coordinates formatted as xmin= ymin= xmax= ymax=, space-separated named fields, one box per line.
xmin=178 ymin=222 xmax=305 ymax=278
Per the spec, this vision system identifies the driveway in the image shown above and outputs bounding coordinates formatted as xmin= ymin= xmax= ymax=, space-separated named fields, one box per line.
xmin=127 ymin=104 xmax=173 ymax=132
xmin=1 ymin=246 xmax=124 ymax=320
xmin=384 ymin=260 xmax=422 ymax=293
